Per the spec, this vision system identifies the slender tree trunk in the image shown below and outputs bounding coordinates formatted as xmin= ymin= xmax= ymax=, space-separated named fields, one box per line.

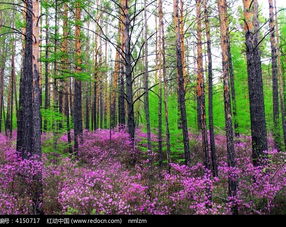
xmin=196 ymin=0 xmax=210 ymax=170
xmin=74 ymin=3 xmax=83 ymax=152
xmin=44 ymin=10 xmax=49 ymax=131
xmin=93 ymin=80 xmax=98 ymax=130
xmin=204 ymin=0 xmax=218 ymax=177
xmin=242 ymin=0 xmax=268 ymax=166
xmin=144 ymin=0 xmax=152 ymax=152
xmin=228 ymin=45 xmax=239 ymax=137
xmin=62 ymin=2 xmax=72 ymax=152
xmin=110 ymin=19 xmax=121 ymax=129
xmin=99 ymin=85 xmax=104 ymax=129
xmin=274 ymin=0 xmax=286 ymax=150
xmin=269 ymin=0 xmax=281 ymax=150
xmin=85 ymin=83 xmax=90 ymax=130
xmin=0 ymin=13 xmax=3 ymax=133
xmin=0 ymin=66 xmax=4 ymax=134
xmin=155 ymin=13 xmax=163 ymax=166
xmin=6 ymin=47 xmax=15 ymax=138
xmin=174 ymin=0 xmax=191 ymax=165
xmin=93 ymin=31 xmax=99 ymax=131
xmin=218 ymin=0 xmax=237 ymax=215
xmin=158 ymin=0 xmax=171 ymax=167
xmin=118 ymin=0 xmax=126 ymax=129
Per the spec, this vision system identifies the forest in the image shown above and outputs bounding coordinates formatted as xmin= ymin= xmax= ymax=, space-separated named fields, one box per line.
xmin=0 ymin=0 xmax=285 ymax=216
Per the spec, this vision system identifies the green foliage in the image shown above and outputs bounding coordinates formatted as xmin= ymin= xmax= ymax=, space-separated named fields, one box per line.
xmin=64 ymin=207 xmax=79 ymax=215
xmin=41 ymin=108 xmax=70 ymax=134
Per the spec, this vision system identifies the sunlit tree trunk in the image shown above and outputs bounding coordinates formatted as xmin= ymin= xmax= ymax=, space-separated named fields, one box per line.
xmin=218 ymin=0 xmax=237 ymax=215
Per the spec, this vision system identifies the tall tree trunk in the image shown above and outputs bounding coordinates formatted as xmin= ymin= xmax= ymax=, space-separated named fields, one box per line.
xmin=121 ymin=0 xmax=135 ymax=140
xmin=93 ymin=29 xmax=99 ymax=131
xmin=218 ymin=0 xmax=237 ymax=215
xmin=196 ymin=0 xmax=210 ymax=170
xmin=110 ymin=19 xmax=121 ymax=129
xmin=6 ymin=44 xmax=15 ymax=138
xmin=155 ymin=13 xmax=163 ymax=166
xmin=85 ymin=83 xmax=90 ymax=130
xmin=269 ymin=0 xmax=281 ymax=150
xmin=0 ymin=11 xmax=5 ymax=133
xmin=17 ymin=0 xmax=42 ymax=215
xmin=228 ymin=45 xmax=239 ymax=137
xmin=118 ymin=0 xmax=126 ymax=129
xmin=158 ymin=0 xmax=171 ymax=167
xmin=174 ymin=0 xmax=191 ymax=165
xmin=118 ymin=72 xmax=125 ymax=127
xmin=274 ymin=0 xmax=286 ymax=150
xmin=74 ymin=3 xmax=83 ymax=152
xmin=44 ymin=10 xmax=49 ymax=131
xmin=204 ymin=0 xmax=218 ymax=177
xmin=62 ymin=2 xmax=72 ymax=152
xmin=99 ymin=85 xmax=104 ymax=129
xmin=144 ymin=0 xmax=152 ymax=152
xmin=242 ymin=0 xmax=268 ymax=166
xmin=0 ymin=65 xmax=4 ymax=134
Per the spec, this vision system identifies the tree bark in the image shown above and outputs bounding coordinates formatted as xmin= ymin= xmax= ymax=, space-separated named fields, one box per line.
xmin=274 ymin=0 xmax=286 ymax=150
xmin=0 ymin=65 xmax=4 ymax=134
xmin=158 ymin=0 xmax=171 ymax=167
xmin=74 ymin=3 xmax=83 ymax=152
xmin=16 ymin=0 xmax=42 ymax=215
xmin=269 ymin=0 xmax=281 ymax=150
xmin=196 ymin=0 xmax=210 ymax=170
xmin=242 ymin=0 xmax=268 ymax=166
xmin=121 ymin=0 xmax=135 ymax=140
xmin=44 ymin=9 xmax=49 ymax=132
xmin=204 ymin=0 xmax=218 ymax=176
xmin=144 ymin=0 xmax=152 ymax=152
xmin=228 ymin=45 xmax=239 ymax=137
xmin=174 ymin=0 xmax=191 ymax=165
xmin=62 ymin=2 xmax=72 ymax=152
xmin=218 ymin=0 xmax=237 ymax=215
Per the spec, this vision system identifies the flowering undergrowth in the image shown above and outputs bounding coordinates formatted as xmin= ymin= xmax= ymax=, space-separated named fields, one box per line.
xmin=0 ymin=129 xmax=285 ymax=215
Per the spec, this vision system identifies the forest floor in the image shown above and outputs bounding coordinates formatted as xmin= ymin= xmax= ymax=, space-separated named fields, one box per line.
xmin=0 ymin=129 xmax=285 ymax=215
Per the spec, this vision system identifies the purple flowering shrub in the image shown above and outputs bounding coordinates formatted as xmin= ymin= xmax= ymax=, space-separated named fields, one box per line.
xmin=0 ymin=135 xmax=43 ymax=214
xmin=0 ymin=130 xmax=285 ymax=215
